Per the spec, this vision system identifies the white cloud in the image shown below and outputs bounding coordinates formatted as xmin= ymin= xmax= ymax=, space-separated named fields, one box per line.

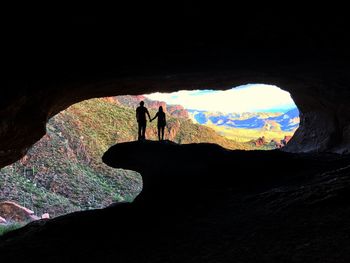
xmin=144 ymin=84 xmax=296 ymax=113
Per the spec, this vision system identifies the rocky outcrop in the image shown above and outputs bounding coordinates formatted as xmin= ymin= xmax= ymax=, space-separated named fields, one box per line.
xmin=102 ymin=141 xmax=350 ymax=207
xmin=166 ymin=105 xmax=189 ymax=119
xmin=1 ymin=141 xmax=350 ymax=262
xmin=0 ymin=216 xmax=6 ymax=224
xmin=41 ymin=213 xmax=50 ymax=219
xmin=271 ymin=139 xmax=283 ymax=148
xmin=254 ymin=136 xmax=266 ymax=147
xmin=281 ymin=135 xmax=292 ymax=146
xmin=270 ymin=136 xmax=293 ymax=149
xmin=0 ymin=201 xmax=40 ymax=223
xmin=0 ymin=201 xmax=49 ymax=223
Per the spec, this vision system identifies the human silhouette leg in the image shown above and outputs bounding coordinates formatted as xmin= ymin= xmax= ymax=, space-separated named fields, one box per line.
xmin=141 ymin=123 xmax=146 ymax=140
xmin=157 ymin=126 xmax=161 ymax=141
xmin=138 ymin=123 xmax=142 ymax=140
xmin=161 ymin=126 xmax=165 ymax=140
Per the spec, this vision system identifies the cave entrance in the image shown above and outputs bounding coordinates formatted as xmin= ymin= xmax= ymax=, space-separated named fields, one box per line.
xmin=0 ymin=83 xmax=299 ymax=227
xmin=143 ymin=83 xmax=300 ymax=150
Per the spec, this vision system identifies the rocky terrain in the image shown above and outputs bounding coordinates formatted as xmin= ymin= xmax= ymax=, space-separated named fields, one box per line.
xmin=0 ymin=141 xmax=349 ymax=262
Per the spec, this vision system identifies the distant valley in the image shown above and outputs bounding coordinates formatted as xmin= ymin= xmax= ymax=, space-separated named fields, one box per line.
xmin=188 ymin=108 xmax=299 ymax=143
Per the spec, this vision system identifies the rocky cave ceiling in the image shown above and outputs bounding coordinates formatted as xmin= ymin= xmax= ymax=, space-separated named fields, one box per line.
xmin=1 ymin=5 xmax=350 ymax=167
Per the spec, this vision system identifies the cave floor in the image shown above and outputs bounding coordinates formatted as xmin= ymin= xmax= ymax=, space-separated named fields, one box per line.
xmin=1 ymin=142 xmax=350 ymax=263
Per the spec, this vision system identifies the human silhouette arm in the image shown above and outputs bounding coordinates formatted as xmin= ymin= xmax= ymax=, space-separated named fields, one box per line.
xmin=146 ymin=109 xmax=151 ymax=121
xmin=150 ymin=112 xmax=158 ymax=122
xmin=136 ymin=108 xmax=139 ymax=122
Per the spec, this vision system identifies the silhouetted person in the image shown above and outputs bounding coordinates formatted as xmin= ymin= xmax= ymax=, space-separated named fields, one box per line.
xmin=136 ymin=101 xmax=151 ymax=140
xmin=151 ymin=106 xmax=166 ymax=141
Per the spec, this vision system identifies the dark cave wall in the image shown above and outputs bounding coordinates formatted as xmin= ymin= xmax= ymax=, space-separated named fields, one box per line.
xmin=284 ymin=75 xmax=350 ymax=153
xmin=1 ymin=64 xmax=350 ymax=168
xmin=1 ymin=6 xmax=350 ymax=167
xmin=286 ymin=94 xmax=350 ymax=154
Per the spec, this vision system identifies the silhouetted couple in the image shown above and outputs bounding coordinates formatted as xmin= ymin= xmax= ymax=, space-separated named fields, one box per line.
xmin=136 ymin=101 xmax=166 ymax=141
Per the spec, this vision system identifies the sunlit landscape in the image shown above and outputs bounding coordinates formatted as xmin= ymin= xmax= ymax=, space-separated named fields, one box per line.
xmin=145 ymin=84 xmax=299 ymax=148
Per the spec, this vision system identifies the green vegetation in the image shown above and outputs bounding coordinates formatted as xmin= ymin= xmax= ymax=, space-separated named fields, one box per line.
xmin=0 ymin=98 xmax=143 ymax=218
xmin=0 ymin=223 xmax=23 ymax=236
xmin=168 ymin=118 xmax=254 ymax=150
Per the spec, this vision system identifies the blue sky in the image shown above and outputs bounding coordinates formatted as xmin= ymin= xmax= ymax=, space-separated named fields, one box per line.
xmin=144 ymin=84 xmax=297 ymax=113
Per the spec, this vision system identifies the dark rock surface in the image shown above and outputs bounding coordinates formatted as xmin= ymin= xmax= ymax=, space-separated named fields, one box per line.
xmin=1 ymin=141 xmax=350 ymax=262
xmin=1 ymin=6 xmax=350 ymax=166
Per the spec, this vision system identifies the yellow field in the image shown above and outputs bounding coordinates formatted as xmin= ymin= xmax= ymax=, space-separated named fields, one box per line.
xmin=205 ymin=123 xmax=295 ymax=142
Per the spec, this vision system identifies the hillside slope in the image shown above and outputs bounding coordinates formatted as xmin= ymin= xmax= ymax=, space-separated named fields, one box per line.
xmin=0 ymin=98 xmax=144 ymax=218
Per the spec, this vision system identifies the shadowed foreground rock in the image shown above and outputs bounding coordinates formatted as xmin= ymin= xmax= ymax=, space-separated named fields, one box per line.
xmin=1 ymin=141 xmax=350 ymax=262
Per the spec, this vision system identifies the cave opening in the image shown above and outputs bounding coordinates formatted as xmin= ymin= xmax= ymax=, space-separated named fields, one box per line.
xmin=143 ymin=83 xmax=300 ymax=150
xmin=0 ymin=83 xmax=300 ymax=227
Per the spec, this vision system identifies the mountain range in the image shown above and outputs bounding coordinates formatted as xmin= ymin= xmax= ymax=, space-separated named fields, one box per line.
xmin=188 ymin=108 xmax=300 ymax=132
